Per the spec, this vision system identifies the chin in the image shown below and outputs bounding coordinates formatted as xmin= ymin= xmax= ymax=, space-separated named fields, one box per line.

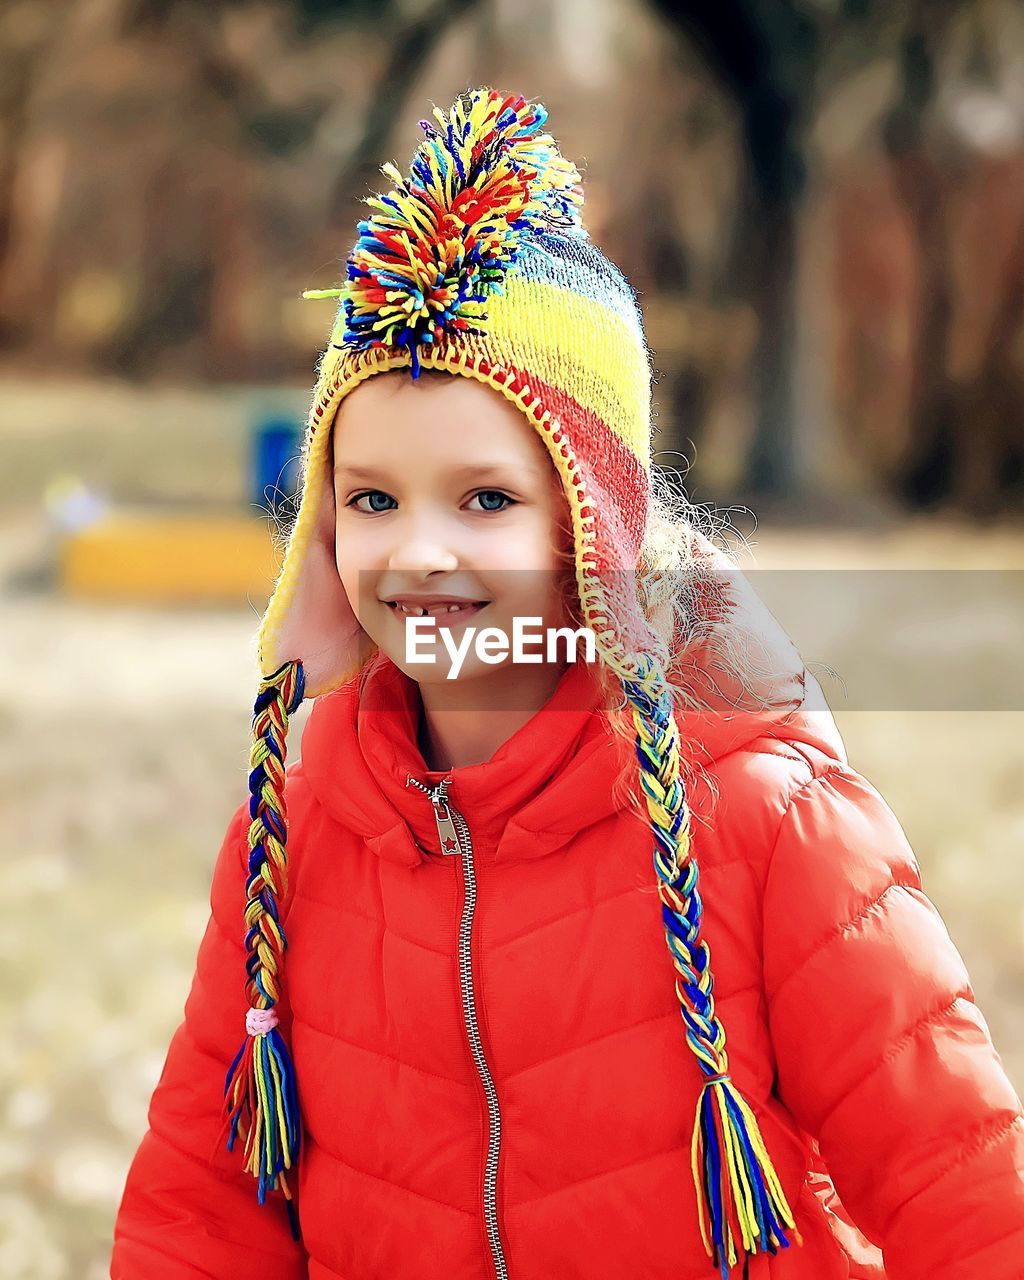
xmin=398 ymin=656 xmax=516 ymax=685
xmin=391 ymin=659 xmax=461 ymax=685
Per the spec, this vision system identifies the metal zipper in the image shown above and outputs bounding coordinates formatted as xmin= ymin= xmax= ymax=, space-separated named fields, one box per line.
xmin=406 ymin=773 xmax=510 ymax=1280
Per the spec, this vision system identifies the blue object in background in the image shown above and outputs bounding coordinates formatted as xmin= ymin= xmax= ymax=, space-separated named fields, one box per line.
xmin=252 ymin=415 xmax=302 ymax=516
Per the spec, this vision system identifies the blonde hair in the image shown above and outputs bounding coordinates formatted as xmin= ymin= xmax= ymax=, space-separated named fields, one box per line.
xmin=546 ymin=459 xmax=755 ymax=827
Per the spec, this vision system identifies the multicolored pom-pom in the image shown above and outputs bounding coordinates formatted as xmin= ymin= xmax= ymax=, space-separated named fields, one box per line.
xmin=302 ymin=88 xmax=586 ymax=376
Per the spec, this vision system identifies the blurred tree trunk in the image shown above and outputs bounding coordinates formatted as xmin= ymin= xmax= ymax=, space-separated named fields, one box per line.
xmin=0 ymin=5 xmax=56 ymax=347
xmin=884 ymin=1 xmax=1023 ymax=514
xmin=646 ymin=0 xmax=816 ymax=504
xmin=949 ymin=218 xmax=1024 ymax=513
xmin=882 ymin=3 xmax=959 ymax=510
xmin=327 ymin=0 xmax=482 ymax=213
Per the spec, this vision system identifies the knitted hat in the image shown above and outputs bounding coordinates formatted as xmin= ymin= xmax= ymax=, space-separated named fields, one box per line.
xmin=226 ymin=87 xmax=798 ymax=1276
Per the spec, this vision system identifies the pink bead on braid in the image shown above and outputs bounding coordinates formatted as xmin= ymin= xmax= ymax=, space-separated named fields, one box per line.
xmin=246 ymin=1006 xmax=279 ymax=1036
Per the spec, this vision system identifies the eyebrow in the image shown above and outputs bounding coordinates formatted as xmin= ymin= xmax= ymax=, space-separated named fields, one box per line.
xmin=334 ymin=461 xmax=542 ymax=483
xmin=453 ymin=462 xmax=544 ymax=483
xmin=333 ymin=464 xmax=389 ymax=479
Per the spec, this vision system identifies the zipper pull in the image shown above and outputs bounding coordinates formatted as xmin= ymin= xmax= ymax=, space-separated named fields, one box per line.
xmin=406 ymin=774 xmax=463 ymax=857
xmin=430 ymin=798 xmax=462 ymax=857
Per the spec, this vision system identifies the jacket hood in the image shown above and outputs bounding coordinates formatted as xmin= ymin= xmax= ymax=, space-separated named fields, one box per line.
xmin=670 ymin=539 xmax=847 ymax=771
xmin=297 ymin=556 xmax=847 ymax=868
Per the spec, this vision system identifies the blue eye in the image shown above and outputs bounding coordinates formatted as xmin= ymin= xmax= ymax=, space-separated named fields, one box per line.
xmin=350 ymin=490 xmax=397 ymax=513
xmin=471 ymin=490 xmax=514 ymax=512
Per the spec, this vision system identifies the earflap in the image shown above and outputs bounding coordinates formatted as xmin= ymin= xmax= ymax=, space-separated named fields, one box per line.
xmin=257 ymin=377 xmax=373 ymax=699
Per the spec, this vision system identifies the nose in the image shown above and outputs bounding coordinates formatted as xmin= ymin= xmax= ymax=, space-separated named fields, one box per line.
xmin=386 ymin=512 xmax=459 ymax=575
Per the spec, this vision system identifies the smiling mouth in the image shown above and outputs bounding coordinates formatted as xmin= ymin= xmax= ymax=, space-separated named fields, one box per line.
xmin=385 ymin=601 xmax=489 ymax=621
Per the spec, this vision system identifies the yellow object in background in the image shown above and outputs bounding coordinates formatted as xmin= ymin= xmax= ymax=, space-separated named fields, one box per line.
xmin=60 ymin=512 xmax=284 ymax=604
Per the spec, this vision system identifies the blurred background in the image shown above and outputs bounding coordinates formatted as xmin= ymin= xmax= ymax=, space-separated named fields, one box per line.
xmin=2 ymin=1 xmax=1022 ymax=1275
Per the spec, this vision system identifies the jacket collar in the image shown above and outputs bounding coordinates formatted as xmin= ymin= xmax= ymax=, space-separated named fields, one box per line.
xmin=300 ymin=651 xmax=626 ymax=868
xmin=297 ymin=562 xmax=846 ymax=869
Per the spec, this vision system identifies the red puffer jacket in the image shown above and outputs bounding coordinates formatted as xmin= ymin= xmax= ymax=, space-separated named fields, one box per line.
xmin=111 ymin=595 xmax=1024 ymax=1279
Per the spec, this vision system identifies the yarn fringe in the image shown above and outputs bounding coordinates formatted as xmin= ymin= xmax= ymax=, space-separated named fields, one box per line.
xmin=692 ymin=1072 xmax=800 ymax=1278
xmin=223 ymin=1018 xmax=302 ymax=1240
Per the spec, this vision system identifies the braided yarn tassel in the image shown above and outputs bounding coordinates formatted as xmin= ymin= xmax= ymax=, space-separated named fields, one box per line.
xmin=223 ymin=659 xmax=306 ymax=1241
xmin=622 ymin=653 xmax=799 ymax=1278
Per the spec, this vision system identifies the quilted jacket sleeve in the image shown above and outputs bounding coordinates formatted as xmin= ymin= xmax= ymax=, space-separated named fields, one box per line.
xmin=762 ymin=764 xmax=1024 ymax=1280
xmin=110 ymin=801 xmax=308 ymax=1279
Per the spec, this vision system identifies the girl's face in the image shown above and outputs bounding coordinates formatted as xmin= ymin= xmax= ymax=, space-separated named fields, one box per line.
xmin=331 ymin=370 xmax=574 ymax=685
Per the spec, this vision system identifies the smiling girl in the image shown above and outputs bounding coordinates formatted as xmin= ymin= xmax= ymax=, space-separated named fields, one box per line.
xmin=111 ymin=88 xmax=1024 ymax=1280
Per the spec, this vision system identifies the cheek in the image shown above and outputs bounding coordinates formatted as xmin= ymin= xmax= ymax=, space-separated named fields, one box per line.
xmin=493 ymin=552 xmax=574 ymax=621
xmin=333 ymin=522 xmax=387 ymax=606
xmin=489 ymin=502 xmax=566 ymax=565
xmin=479 ymin=505 xmax=572 ymax=611
xmin=485 ymin=531 xmax=559 ymax=571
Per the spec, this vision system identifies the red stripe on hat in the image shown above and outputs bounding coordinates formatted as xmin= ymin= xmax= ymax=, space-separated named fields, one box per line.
xmin=505 ymin=366 xmax=650 ymax=567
